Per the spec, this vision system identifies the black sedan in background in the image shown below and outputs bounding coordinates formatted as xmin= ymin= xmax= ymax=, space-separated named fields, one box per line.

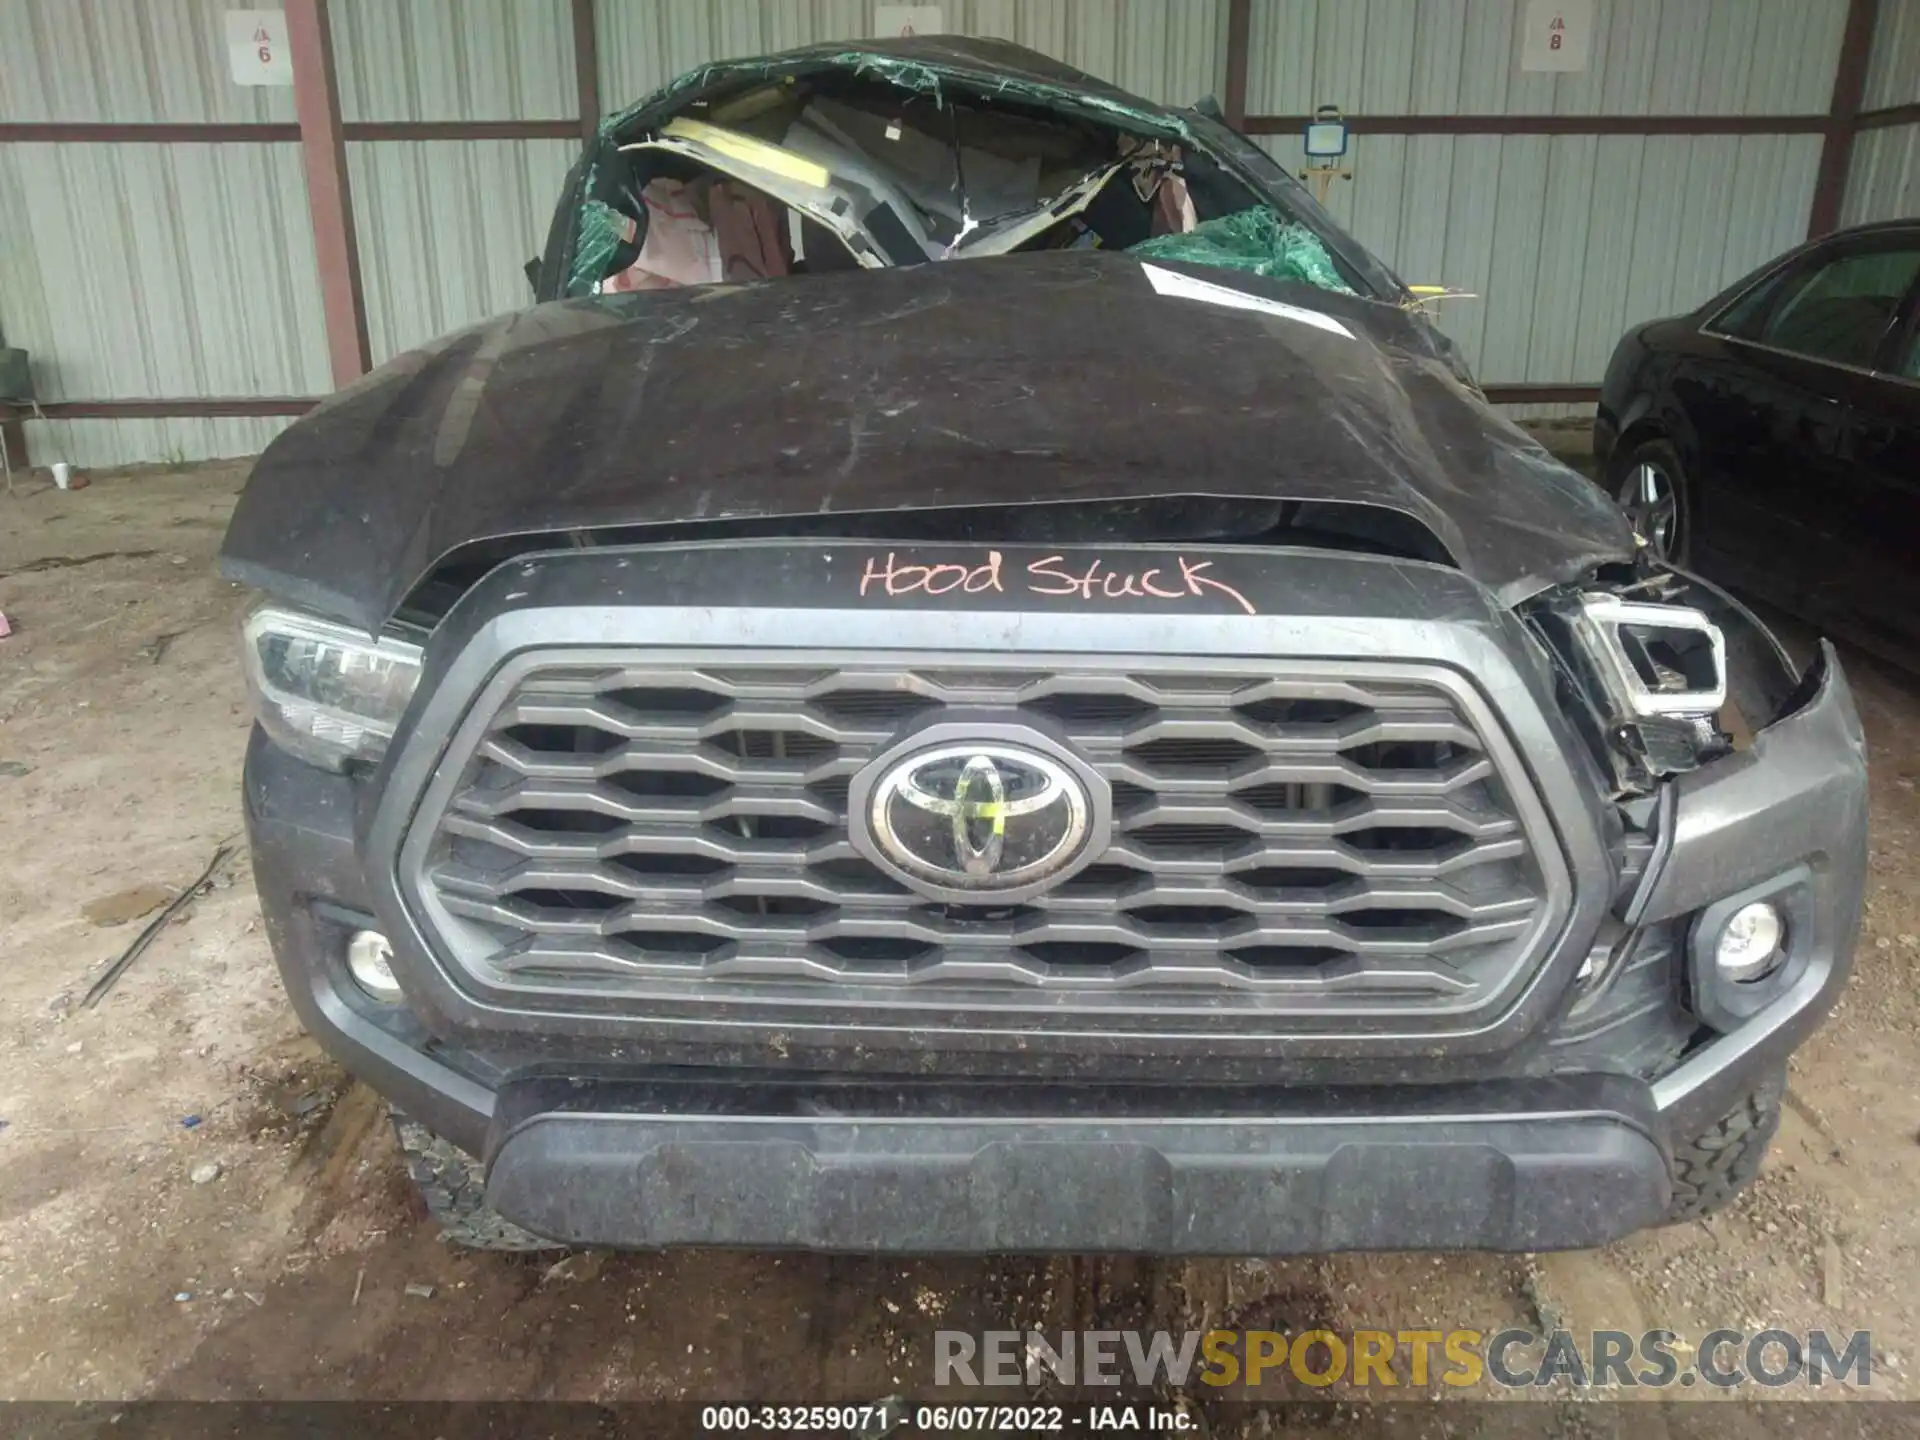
xmin=1596 ymin=220 xmax=1920 ymax=664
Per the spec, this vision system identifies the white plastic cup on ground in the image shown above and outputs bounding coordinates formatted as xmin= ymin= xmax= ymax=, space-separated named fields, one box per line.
xmin=51 ymin=462 xmax=71 ymax=490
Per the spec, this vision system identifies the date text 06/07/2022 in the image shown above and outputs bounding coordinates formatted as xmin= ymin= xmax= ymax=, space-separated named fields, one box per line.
xmin=698 ymin=1401 xmax=1190 ymax=1432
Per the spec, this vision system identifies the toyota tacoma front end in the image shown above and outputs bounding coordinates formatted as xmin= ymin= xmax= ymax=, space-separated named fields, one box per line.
xmin=220 ymin=39 xmax=1866 ymax=1254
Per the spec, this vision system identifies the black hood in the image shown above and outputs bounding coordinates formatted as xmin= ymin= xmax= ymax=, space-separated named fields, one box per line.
xmin=220 ymin=253 xmax=1632 ymax=632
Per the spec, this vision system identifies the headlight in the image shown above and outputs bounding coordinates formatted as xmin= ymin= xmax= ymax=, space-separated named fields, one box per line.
xmin=241 ymin=604 xmax=422 ymax=770
xmin=1574 ymin=594 xmax=1726 ymax=718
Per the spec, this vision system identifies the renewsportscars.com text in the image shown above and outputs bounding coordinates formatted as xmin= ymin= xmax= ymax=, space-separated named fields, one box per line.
xmin=934 ymin=1328 xmax=1874 ymax=1390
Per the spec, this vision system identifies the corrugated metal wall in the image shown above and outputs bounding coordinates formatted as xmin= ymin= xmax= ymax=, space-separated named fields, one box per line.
xmin=1846 ymin=0 xmax=1920 ymax=229
xmin=1248 ymin=0 xmax=1846 ymax=410
xmin=1249 ymin=0 xmax=1846 ymax=116
xmin=1259 ymin=132 xmax=1822 ymax=397
xmin=1845 ymin=125 xmax=1920 ymax=224
xmin=332 ymin=0 xmax=577 ymax=120
xmin=0 ymin=0 xmax=327 ymax=464
xmin=347 ymin=137 xmax=578 ymax=360
xmin=1864 ymin=0 xmax=1920 ymax=109
xmin=0 ymin=0 xmax=590 ymax=463
xmin=4 ymin=0 xmax=1912 ymax=465
xmin=0 ymin=141 xmax=330 ymax=465
xmin=0 ymin=0 xmax=297 ymax=122
xmin=595 ymin=0 xmax=1228 ymax=114
xmin=329 ymin=0 xmax=581 ymax=363
xmin=1 ymin=0 xmax=1233 ymax=464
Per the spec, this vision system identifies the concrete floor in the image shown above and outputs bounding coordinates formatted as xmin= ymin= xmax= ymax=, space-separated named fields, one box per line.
xmin=3 ymin=456 xmax=1920 ymax=1429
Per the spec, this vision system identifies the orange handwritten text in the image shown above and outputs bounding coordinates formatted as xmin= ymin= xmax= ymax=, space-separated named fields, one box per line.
xmin=855 ymin=550 xmax=1257 ymax=615
xmin=859 ymin=551 xmax=1006 ymax=597
xmin=1026 ymin=554 xmax=1257 ymax=616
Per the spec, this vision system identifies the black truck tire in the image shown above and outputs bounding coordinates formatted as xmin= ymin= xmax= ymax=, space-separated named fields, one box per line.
xmin=1663 ymin=1080 xmax=1783 ymax=1223
xmin=392 ymin=1114 xmax=563 ymax=1252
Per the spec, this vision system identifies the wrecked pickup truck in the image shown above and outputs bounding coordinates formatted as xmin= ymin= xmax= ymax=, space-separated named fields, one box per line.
xmin=221 ymin=38 xmax=1866 ymax=1254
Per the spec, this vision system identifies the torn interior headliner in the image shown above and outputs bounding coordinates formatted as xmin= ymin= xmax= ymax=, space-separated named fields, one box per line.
xmin=219 ymin=251 xmax=1634 ymax=634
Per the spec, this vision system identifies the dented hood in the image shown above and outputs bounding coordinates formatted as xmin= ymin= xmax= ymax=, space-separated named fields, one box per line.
xmin=220 ymin=253 xmax=1633 ymax=633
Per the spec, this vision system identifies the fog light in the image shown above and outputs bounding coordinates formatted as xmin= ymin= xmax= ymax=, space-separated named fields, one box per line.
xmin=1715 ymin=902 xmax=1785 ymax=983
xmin=346 ymin=929 xmax=403 ymax=1001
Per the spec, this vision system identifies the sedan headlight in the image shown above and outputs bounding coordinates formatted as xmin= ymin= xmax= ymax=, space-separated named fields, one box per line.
xmin=241 ymin=604 xmax=422 ymax=770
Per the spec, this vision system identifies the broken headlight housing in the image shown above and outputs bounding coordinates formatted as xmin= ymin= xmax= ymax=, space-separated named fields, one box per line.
xmin=1572 ymin=593 xmax=1726 ymax=717
xmin=1531 ymin=588 xmax=1732 ymax=795
xmin=241 ymin=603 xmax=422 ymax=771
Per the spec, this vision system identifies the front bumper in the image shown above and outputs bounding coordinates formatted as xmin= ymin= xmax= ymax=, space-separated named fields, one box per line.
xmin=483 ymin=1074 xmax=1667 ymax=1252
xmin=242 ymin=641 xmax=1866 ymax=1253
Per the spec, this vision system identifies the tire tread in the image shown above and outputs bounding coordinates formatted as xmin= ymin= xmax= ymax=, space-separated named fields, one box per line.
xmin=1664 ymin=1078 xmax=1781 ymax=1222
xmin=393 ymin=1115 xmax=562 ymax=1252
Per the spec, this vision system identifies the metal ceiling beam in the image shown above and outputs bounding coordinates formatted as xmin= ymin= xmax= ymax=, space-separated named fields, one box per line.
xmin=0 ymin=122 xmax=302 ymax=142
xmin=1241 ymin=113 xmax=1829 ymax=136
xmin=1481 ymin=385 xmax=1600 ymax=405
xmin=0 ymin=119 xmax=587 ymax=143
xmin=1858 ymin=100 xmax=1920 ymax=130
xmin=0 ymin=398 xmax=318 ymax=420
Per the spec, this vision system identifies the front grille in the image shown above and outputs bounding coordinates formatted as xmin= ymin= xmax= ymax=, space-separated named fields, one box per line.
xmin=403 ymin=654 xmax=1562 ymax=1026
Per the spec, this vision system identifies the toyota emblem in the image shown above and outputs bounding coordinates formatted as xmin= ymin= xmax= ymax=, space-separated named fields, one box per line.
xmin=849 ymin=729 xmax=1111 ymax=902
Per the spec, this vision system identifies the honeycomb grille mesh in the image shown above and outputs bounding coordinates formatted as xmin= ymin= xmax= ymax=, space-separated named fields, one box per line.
xmin=410 ymin=658 xmax=1552 ymax=1016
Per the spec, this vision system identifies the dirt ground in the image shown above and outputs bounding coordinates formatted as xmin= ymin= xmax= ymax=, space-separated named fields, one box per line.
xmin=4 ymin=452 xmax=1920 ymax=1431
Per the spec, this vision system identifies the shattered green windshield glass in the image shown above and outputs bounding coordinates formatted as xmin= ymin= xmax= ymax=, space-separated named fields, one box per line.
xmin=569 ymin=46 xmax=1360 ymax=300
xmin=604 ymin=48 xmax=1184 ymax=141
xmin=1130 ymin=207 xmax=1354 ymax=294
xmin=569 ymin=195 xmax=630 ymax=298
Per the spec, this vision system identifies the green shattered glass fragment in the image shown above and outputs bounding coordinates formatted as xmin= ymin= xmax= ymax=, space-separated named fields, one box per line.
xmin=568 ymin=196 xmax=627 ymax=298
xmin=849 ymin=54 xmax=947 ymax=101
xmin=602 ymin=49 xmax=1184 ymax=145
xmin=1129 ymin=207 xmax=1354 ymax=294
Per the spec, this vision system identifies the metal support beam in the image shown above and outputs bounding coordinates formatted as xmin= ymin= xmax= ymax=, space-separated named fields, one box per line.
xmin=1 ymin=119 xmax=581 ymax=143
xmin=0 ymin=121 xmax=301 ymax=142
xmin=1809 ymin=0 xmax=1880 ymax=238
xmin=1222 ymin=0 xmax=1252 ymax=131
xmin=1242 ymin=112 xmax=1828 ymax=137
xmin=1481 ymin=385 xmax=1601 ymax=405
xmin=286 ymin=0 xmax=370 ymax=389
xmin=1 ymin=417 xmax=26 ymax=472
xmin=572 ymin=0 xmax=601 ymax=144
xmin=1 ymin=397 xmax=317 ymax=421
xmin=1859 ymin=100 xmax=1920 ymax=130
